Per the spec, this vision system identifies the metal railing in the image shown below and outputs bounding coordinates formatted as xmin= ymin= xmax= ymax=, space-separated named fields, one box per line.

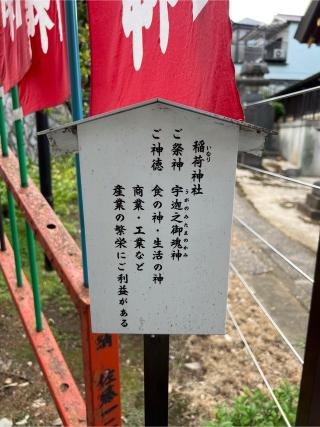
xmin=234 ymin=216 xmax=314 ymax=284
xmin=231 ymin=144 xmax=320 ymax=425
xmin=227 ymin=307 xmax=292 ymax=427
xmin=230 ymin=263 xmax=304 ymax=365
xmin=245 ymin=85 xmax=320 ymax=107
xmin=0 ymin=86 xmax=121 ymax=425
xmin=238 ymin=163 xmax=320 ymax=191
xmin=229 ymin=83 xmax=320 ymax=425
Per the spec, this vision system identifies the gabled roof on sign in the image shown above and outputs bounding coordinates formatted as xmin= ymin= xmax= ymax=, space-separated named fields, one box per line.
xmin=39 ymin=98 xmax=275 ymax=137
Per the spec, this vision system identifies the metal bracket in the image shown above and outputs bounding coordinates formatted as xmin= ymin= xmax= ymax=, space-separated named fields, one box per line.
xmin=46 ymin=125 xmax=79 ymax=155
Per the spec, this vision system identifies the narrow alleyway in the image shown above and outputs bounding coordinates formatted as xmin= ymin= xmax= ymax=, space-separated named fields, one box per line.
xmin=232 ymin=186 xmax=317 ymax=357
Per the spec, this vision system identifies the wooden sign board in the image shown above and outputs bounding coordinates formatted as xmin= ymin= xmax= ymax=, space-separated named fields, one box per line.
xmin=42 ymin=99 xmax=270 ymax=334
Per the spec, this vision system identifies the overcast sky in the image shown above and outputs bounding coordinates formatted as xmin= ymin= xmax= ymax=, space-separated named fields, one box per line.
xmin=229 ymin=0 xmax=311 ymax=24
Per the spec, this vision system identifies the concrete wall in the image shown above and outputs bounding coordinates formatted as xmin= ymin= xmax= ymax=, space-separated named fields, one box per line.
xmin=279 ymin=120 xmax=320 ymax=176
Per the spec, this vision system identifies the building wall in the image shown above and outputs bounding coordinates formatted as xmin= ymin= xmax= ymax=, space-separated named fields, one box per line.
xmin=234 ymin=23 xmax=320 ymax=83
xmin=279 ymin=120 xmax=320 ymax=176
xmin=268 ymin=23 xmax=320 ymax=81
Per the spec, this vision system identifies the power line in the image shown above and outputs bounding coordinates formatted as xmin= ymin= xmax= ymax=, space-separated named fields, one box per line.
xmin=234 ymin=216 xmax=314 ymax=284
xmin=230 ymin=262 xmax=304 ymax=365
xmin=238 ymin=163 xmax=320 ymax=191
xmin=227 ymin=306 xmax=292 ymax=427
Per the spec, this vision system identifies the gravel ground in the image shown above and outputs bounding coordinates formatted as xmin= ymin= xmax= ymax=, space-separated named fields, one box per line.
xmin=0 ymin=268 xmax=302 ymax=426
xmin=168 ymin=273 xmax=302 ymax=425
xmin=236 ymin=169 xmax=320 ymax=253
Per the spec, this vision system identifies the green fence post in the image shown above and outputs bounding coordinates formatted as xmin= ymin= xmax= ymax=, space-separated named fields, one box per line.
xmin=25 ymin=222 xmax=42 ymax=331
xmin=7 ymin=191 xmax=23 ymax=286
xmin=11 ymin=86 xmax=42 ymax=332
xmin=0 ymin=89 xmax=23 ymax=286
xmin=11 ymin=87 xmax=28 ymax=187
xmin=0 ymin=94 xmax=9 ymax=157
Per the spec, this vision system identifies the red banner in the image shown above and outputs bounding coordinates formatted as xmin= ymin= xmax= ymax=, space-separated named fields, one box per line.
xmin=88 ymin=0 xmax=243 ymax=120
xmin=0 ymin=21 xmax=4 ymax=85
xmin=19 ymin=0 xmax=70 ymax=115
xmin=0 ymin=0 xmax=31 ymax=93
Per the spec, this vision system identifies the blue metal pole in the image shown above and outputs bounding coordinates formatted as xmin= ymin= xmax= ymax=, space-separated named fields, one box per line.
xmin=64 ymin=0 xmax=89 ymax=287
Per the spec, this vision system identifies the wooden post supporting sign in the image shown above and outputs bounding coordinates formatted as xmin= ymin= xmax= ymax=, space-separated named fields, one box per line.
xmin=144 ymin=335 xmax=170 ymax=426
xmin=296 ymin=232 xmax=320 ymax=426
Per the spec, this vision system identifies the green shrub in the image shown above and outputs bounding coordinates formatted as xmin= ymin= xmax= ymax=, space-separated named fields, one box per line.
xmin=202 ymin=383 xmax=298 ymax=427
xmin=271 ymin=101 xmax=286 ymax=122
